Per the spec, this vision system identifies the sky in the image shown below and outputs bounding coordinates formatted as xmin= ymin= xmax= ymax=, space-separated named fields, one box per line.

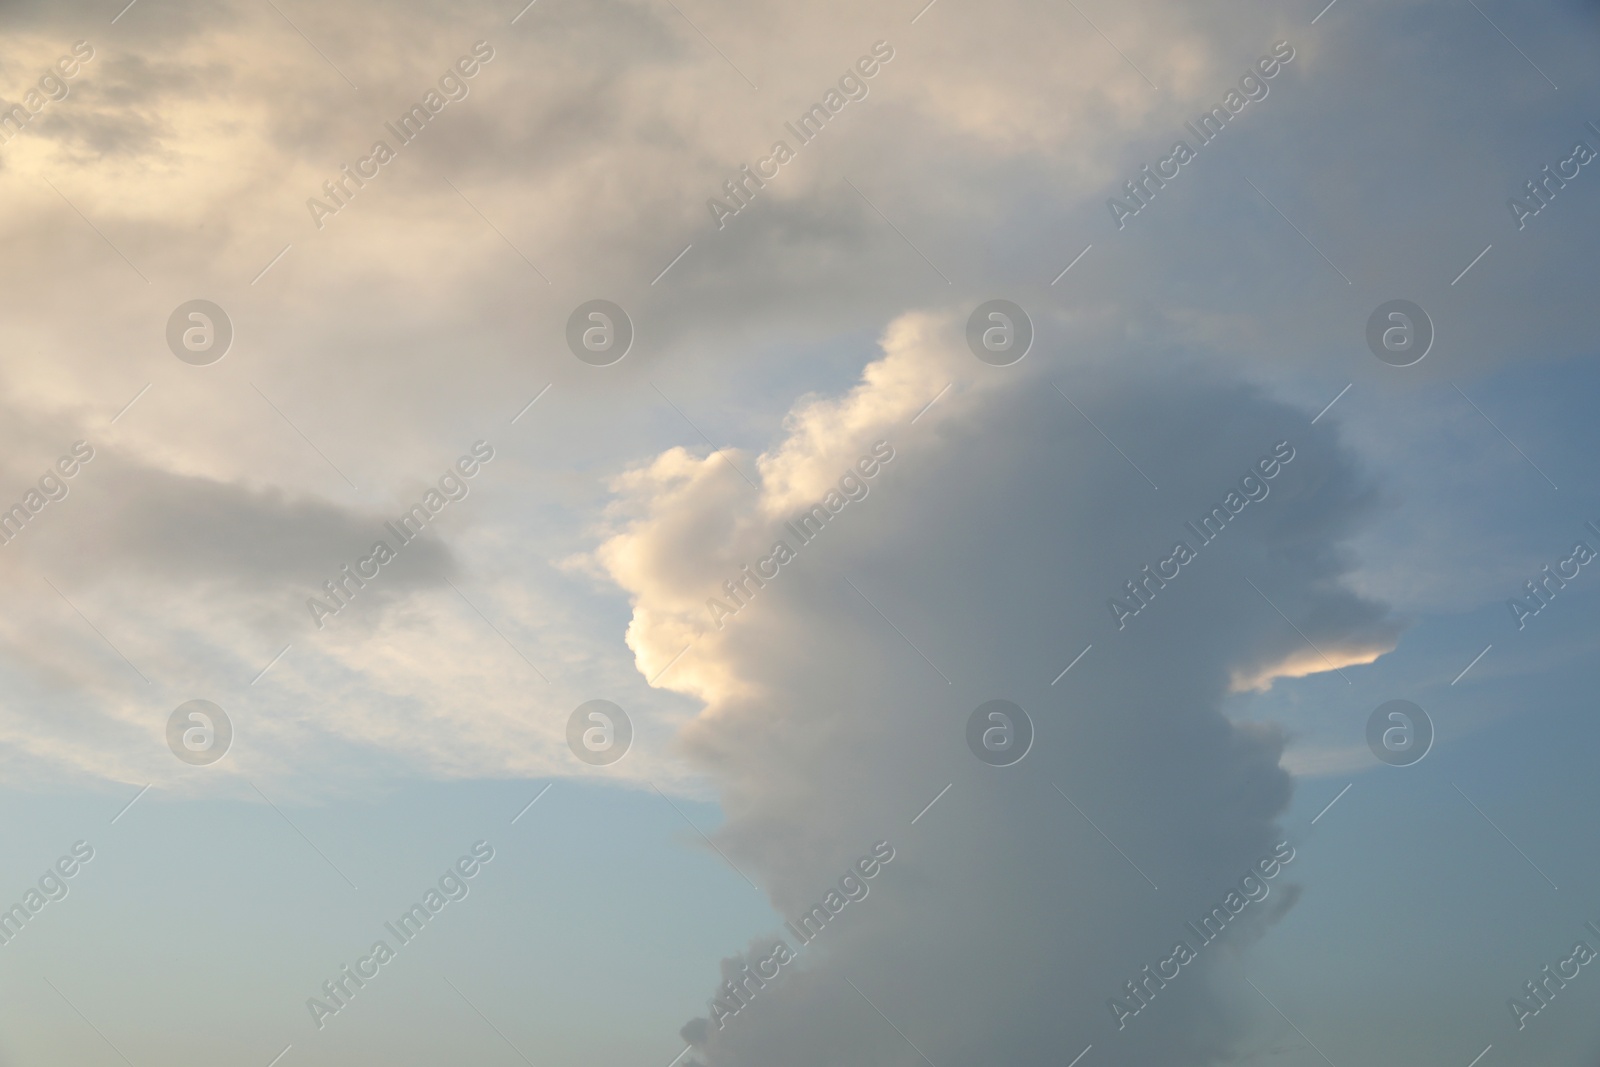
xmin=1 ymin=0 xmax=1599 ymax=1064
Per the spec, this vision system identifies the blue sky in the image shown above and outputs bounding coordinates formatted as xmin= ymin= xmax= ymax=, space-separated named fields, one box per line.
xmin=1 ymin=0 xmax=1599 ymax=1064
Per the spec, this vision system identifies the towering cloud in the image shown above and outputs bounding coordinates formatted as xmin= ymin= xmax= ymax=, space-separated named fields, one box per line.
xmin=596 ymin=311 xmax=1399 ymax=1065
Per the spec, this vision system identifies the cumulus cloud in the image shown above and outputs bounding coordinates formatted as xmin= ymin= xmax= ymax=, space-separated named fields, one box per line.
xmin=590 ymin=311 xmax=1398 ymax=1065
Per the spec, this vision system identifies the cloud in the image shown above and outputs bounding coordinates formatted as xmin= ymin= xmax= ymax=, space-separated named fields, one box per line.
xmin=590 ymin=310 xmax=1399 ymax=1065
xmin=0 ymin=0 xmax=1569 ymax=810
xmin=1 ymin=0 xmax=1597 ymax=1058
xmin=1228 ymin=641 xmax=1392 ymax=694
